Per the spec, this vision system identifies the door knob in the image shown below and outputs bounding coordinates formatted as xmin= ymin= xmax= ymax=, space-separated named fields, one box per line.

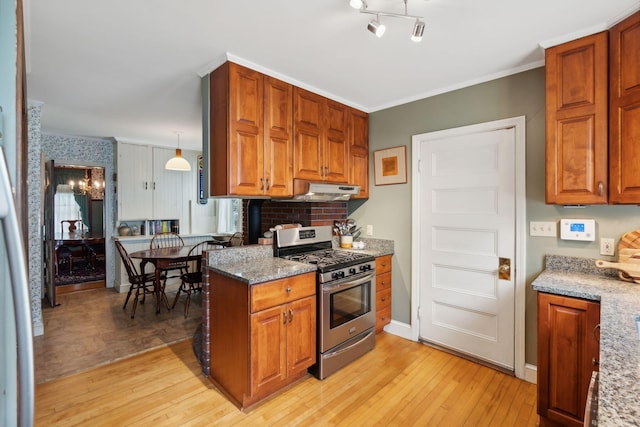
xmin=498 ymin=257 xmax=511 ymax=280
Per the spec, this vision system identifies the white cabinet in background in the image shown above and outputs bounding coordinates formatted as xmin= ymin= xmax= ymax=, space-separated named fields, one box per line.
xmin=117 ymin=142 xmax=212 ymax=232
xmin=117 ymin=143 xmax=153 ymax=220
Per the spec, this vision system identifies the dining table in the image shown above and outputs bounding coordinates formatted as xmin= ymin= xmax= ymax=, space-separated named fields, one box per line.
xmin=129 ymin=246 xmax=199 ymax=314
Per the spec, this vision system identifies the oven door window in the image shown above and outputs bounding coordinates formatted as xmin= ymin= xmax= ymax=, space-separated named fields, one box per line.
xmin=330 ymin=282 xmax=371 ymax=329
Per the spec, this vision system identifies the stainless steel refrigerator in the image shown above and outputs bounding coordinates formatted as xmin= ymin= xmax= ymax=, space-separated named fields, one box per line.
xmin=1 ymin=0 xmax=34 ymax=424
xmin=0 ymin=146 xmax=34 ymax=425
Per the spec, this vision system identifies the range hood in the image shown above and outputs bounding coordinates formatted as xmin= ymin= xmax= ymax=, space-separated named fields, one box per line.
xmin=276 ymin=180 xmax=360 ymax=202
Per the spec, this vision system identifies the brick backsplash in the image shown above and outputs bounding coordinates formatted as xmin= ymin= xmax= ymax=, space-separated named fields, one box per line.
xmin=242 ymin=200 xmax=348 ymax=239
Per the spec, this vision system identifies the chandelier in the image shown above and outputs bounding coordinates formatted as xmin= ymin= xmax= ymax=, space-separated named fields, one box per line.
xmin=350 ymin=0 xmax=425 ymax=42
xmin=69 ymin=169 xmax=104 ymax=197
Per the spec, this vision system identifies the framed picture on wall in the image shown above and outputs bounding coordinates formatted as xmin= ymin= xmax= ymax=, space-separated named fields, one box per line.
xmin=374 ymin=145 xmax=407 ymax=185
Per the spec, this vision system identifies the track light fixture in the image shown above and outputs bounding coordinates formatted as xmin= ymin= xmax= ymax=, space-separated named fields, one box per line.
xmin=411 ymin=19 xmax=425 ymax=42
xmin=367 ymin=15 xmax=386 ymax=37
xmin=351 ymin=0 xmax=425 ymax=42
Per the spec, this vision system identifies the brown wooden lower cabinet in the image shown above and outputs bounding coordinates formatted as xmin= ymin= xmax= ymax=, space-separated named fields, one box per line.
xmin=376 ymin=255 xmax=392 ymax=333
xmin=537 ymin=292 xmax=600 ymax=427
xmin=208 ymin=271 xmax=316 ymax=409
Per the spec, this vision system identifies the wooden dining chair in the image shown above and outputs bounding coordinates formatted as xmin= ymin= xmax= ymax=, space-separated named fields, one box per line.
xmin=172 ymin=240 xmax=224 ymax=318
xmin=115 ymin=240 xmax=168 ymax=318
xmin=149 ymin=232 xmax=187 ymax=279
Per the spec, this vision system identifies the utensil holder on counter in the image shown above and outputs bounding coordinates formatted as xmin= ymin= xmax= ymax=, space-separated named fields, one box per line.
xmin=340 ymin=235 xmax=353 ymax=249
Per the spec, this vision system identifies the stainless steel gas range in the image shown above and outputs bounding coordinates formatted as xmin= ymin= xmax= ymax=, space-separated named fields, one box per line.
xmin=275 ymin=225 xmax=376 ymax=379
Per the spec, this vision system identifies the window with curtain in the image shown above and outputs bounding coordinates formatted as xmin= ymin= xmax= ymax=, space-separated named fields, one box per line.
xmin=215 ymin=199 xmax=241 ymax=234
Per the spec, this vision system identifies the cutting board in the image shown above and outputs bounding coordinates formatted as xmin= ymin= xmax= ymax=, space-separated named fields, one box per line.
xmin=617 ymin=229 xmax=640 ymax=282
xmin=595 ymin=259 xmax=640 ymax=283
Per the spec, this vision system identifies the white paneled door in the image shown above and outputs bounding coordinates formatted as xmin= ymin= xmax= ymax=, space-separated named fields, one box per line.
xmin=415 ymin=122 xmax=517 ymax=371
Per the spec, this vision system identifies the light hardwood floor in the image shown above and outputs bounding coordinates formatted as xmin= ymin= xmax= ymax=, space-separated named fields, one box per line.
xmin=35 ymin=332 xmax=539 ymax=426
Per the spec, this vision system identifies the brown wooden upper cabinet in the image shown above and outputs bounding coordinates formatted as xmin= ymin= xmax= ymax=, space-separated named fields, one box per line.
xmin=293 ymin=88 xmax=349 ymax=184
xmin=545 ymin=10 xmax=640 ymax=205
xmin=207 ymin=61 xmax=369 ymax=199
xmin=609 ymin=11 xmax=640 ymax=203
xmin=208 ymin=62 xmax=293 ymax=197
xmin=349 ymin=108 xmax=370 ymax=199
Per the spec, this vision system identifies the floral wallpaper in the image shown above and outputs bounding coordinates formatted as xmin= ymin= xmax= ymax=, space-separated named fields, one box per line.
xmin=28 ymin=103 xmax=116 ymax=336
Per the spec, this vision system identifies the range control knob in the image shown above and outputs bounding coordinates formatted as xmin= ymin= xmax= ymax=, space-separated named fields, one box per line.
xmin=360 ymin=264 xmax=371 ymax=271
xmin=349 ymin=267 xmax=357 ymax=275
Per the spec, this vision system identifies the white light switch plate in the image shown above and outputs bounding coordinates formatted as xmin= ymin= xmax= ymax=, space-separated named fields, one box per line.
xmin=530 ymin=221 xmax=556 ymax=237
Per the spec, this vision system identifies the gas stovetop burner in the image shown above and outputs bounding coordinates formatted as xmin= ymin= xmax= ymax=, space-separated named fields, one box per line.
xmin=283 ymin=249 xmax=372 ymax=268
xmin=275 ymin=225 xmax=376 ymax=282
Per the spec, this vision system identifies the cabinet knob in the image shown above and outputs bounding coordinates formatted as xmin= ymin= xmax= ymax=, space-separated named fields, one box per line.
xmin=381 ymin=296 xmax=386 ymax=302
xmin=593 ymin=324 xmax=601 ymax=341
xmin=286 ymin=287 xmax=292 ymax=293
xmin=592 ymin=357 xmax=599 ymax=366
xmin=289 ymin=309 xmax=293 ymax=323
xmin=266 ymin=178 xmax=271 ymax=191
xmin=283 ymin=311 xmax=287 ymax=324
xmin=260 ymin=178 xmax=264 ymax=190
xmin=598 ymin=181 xmax=603 ymax=196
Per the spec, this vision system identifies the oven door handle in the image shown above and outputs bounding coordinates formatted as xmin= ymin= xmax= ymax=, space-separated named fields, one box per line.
xmin=322 ymin=330 xmax=375 ymax=359
xmin=322 ymin=272 xmax=375 ymax=294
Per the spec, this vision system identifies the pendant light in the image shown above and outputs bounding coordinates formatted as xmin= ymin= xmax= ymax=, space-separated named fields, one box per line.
xmin=165 ymin=131 xmax=191 ymax=171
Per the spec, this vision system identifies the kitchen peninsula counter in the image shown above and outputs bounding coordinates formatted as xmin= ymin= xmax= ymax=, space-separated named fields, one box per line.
xmin=532 ymin=255 xmax=640 ymax=427
xmin=204 ymin=244 xmax=316 ymax=284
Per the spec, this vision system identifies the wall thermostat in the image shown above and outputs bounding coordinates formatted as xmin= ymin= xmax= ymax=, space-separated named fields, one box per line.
xmin=560 ymin=219 xmax=595 ymax=241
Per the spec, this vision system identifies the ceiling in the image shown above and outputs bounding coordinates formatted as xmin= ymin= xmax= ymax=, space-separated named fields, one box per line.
xmin=25 ymin=0 xmax=640 ymax=150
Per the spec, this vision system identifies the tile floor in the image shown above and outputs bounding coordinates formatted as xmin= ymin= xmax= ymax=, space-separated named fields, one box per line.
xmin=34 ymin=286 xmax=201 ymax=383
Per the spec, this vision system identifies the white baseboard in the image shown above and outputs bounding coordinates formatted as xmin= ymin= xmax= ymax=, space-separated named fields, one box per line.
xmin=524 ymin=363 xmax=537 ymax=384
xmin=33 ymin=319 xmax=44 ymax=337
xmin=383 ymin=320 xmax=414 ymax=341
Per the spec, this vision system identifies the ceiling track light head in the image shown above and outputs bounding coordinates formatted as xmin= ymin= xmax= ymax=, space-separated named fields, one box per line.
xmin=411 ymin=20 xmax=425 ymax=42
xmin=367 ymin=15 xmax=386 ymax=37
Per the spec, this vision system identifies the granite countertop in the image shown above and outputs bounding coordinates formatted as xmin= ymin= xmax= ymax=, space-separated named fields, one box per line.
xmin=332 ymin=236 xmax=395 ymax=257
xmin=532 ymin=255 xmax=640 ymax=427
xmin=204 ymin=237 xmax=394 ymax=284
xmin=204 ymin=244 xmax=316 ymax=284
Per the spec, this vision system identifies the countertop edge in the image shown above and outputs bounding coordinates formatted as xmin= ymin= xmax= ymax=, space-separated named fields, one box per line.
xmin=532 ymin=263 xmax=640 ymax=427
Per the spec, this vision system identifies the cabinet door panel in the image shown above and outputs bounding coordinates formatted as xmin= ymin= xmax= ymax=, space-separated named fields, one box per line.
xmin=264 ymin=76 xmax=293 ymax=196
xmin=229 ymin=63 xmax=263 ymax=195
xmin=294 ymin=130 xmax=323 ymax=180
xmin=610 ymin=12 xmax=640 ymax=203
xmin=250 ymin=305 xmax=287 ymax=397
xmin=545 ymin=32 xmax=608 ymax=205
xmin=286 ymin=296 xmax=316 ymax=377
xmin=294 ymin=88 xmax=324 ymax=181
xmin=537 ymin=293 xmax=600 ymax=427
xmin=231 ymin=130 xmax=263 ymax=195
xmin=117 ymin=143 xmax=152 ymax=220
xmin=325 ymin=101 xmax=349 ymax=183
xmin=230 ymin=63 xmax=262 ymax=127
xmin=349 ymin=109 xmax=369 ymax=199
xmin=325 ymin=134 xmax=349 ymax=183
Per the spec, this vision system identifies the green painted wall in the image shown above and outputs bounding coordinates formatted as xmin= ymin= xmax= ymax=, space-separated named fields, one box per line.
xmin=349 ymin=66 xmax=640 ymax=365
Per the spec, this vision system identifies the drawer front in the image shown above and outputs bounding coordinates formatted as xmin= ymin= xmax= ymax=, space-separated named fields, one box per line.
xmin=376 ymin=255 xmax=392 ymax=274
xmin=376 ymin=271 xmax=391 ymax=292
xmin=377 ymin=288 xmax=391 ymax=310
xmin=251 ymin=272 xmax=316 ymax=313
xmin=376 ymin=306 xmax=391 ymax=332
